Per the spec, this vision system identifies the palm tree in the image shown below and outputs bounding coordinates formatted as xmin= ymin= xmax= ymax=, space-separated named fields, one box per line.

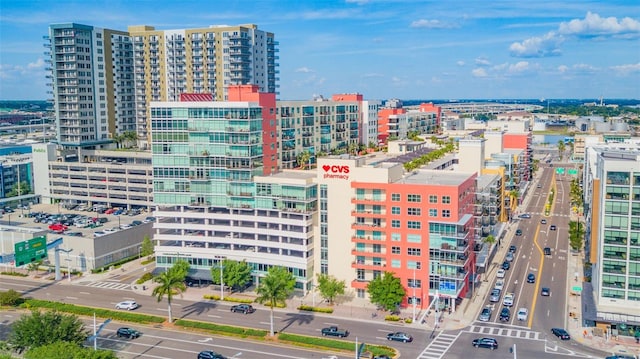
xmin=509 ymin=189 xmax=520 ymax=211
xmin=483 ymin=234 xmax=496 ymax=249
xmin=255 ymin=266 xmax=296 ymax=336
xmin=152 ymin=265 xmax=188 ymax=323
xmin=296 ymin=151 xmax=311 ymax=170
xmin=124 ymin=131 xmax=139 ymax=148
xmin=557 ymin=140 xmax=566 ymax=161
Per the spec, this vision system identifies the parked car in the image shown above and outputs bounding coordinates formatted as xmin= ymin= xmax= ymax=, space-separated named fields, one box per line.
xmin=496 ymin=269 xmax=506 ymax=278
xmin=527 ymin=273 xmax=536 ymax=283
xmin=509 ymin=245 xmax=517 ymax=253
xmin=230 ymin=304 xmax=255 ymax=314
xmin=478 ymin=307 xmax=492 ymax=322
xmin=115 ymin=300 xmax=138 ymax=310
xmin=489 ymin=289 xmax=501 ymax=302
xmin=472 ymin=337 xmax=498 ymax=350
xmin=197 ymin=351 xmax=226 ymax=359
xmin=116 ymin=327 xmax=141 ymax=339
xmin=505 ymin=252 xmax=514 ymax=262
xmin=494 ymin=279 xmax=504 ymax=291
xmin=502 ymin=293 xmax=515 ymax=307
xmin=551 ymin=328 xmax=571 ymax=340
xmin=387 ymin=331 xmax=413 ymax=343
xmin=131 ymin=220 xmax=143 ymax=226
xmin=517 ymin=308 xmax=528 ymax=321
xmin=499 ymin=308 xmax=510 ymax=322
xmin=502 ymin=261 xmax=510 ymax=270
xmin=541 ymin=287 xmax=551 ymax=296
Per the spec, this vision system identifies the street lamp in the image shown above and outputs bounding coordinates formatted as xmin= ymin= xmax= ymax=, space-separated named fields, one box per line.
xmin=215 ymin=256 xmax=226 ymax=300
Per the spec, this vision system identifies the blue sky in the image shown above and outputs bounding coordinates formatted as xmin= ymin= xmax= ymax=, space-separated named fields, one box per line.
xmin=1 ymin=0 xmax=639 ymax=101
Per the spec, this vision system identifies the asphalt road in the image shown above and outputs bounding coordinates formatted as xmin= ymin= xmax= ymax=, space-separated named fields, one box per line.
xmin=0 ymin=277 xmax=429 ymax=358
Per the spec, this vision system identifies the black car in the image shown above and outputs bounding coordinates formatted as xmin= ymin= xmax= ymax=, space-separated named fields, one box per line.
xmin=544 ymin=247 xmax=552 ymax=256
xmin=197 ymin=351 xmax=226 ymax=359
xmin=499 ymin=308 xmax=510 ymax=322
xmin=515 ymin=229 xmax=522 ymax=236
xmin=502 ymin=261 xmax=510 ymax=270
xmin=541 ymin=219 xmax=547 ymax=224
xmin=541 ymin=287 xmax=551 ymax=296
xmin=527 ymin=273 xmax=535 ymax=283
xmin=551 ymin=328 xmax=570 ymax=340
xmin=230 ymin=304 xmax=255 ymax=314
xmin=550 ymin=225 xmax=557 ymax=231
xmin=386 ymin=331 xmax=413 ymax=343
xmin=116 ymin=327 xmax=141 ymax=339
xmin=509 ymin=245 xmax=517 ymax=253
xmin=472 ymin=337 xmax=498 ymax=350
xmin=373 ymin=356 xmax=392 ymax=359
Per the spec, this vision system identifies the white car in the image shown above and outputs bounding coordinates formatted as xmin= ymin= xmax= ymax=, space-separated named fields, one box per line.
xmin=115 ymin=300 xmax=138 ymax=310
xmin=517 ymin=308 xmax=528 ymax=321
xmin=494 ymin=279 xmax=505 ymax=291
xmin=496 ymin=269 xmax=506 ymax=278
xmin=103 ymin=227 xmax=119 ymax=234
xmin=503 ymin=292 xmax=515 ymax=307
xmin=120 ymin=224 xmax=132 ymax=230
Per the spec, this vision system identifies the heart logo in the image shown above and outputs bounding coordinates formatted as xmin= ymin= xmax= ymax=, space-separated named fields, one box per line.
xmin=322 ymin=165 xmax=330 ymax=172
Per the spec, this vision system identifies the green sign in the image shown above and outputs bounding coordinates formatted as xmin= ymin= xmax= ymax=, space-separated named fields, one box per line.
xmin=555 ymin=167 xmax=565 ymax=174
xmin=14 ymin=236 xmax=47 ymax=267
xmin=571 ymin=286 xmax=582 ymax=292
xmin=568 ymin=169 xmax=578 ymax=175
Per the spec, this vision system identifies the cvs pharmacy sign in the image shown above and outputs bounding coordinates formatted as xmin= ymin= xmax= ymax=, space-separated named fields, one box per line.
xmin=322 ymin=164 xmax=350 ymax=180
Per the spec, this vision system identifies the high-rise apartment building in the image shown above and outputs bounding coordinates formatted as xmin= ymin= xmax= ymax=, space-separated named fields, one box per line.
xmin=46 ymin=23 xmax=278 ymax=149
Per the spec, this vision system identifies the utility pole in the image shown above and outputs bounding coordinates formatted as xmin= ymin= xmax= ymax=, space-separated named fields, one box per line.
xmin=412 ymin=266 xmax=417 ymax=323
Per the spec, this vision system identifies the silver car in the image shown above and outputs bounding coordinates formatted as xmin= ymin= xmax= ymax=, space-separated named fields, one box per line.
xmin=479 ymin=307 xmax=492 ymax=322
xmin=489 ymin=289 xmax=501 ymax=302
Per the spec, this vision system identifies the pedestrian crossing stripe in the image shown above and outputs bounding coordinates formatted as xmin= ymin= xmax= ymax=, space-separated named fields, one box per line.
xmin=467 ymin=325 xmax=542 ymax=341
xmin=85 ymin=281 xmax=131 ymax=291
xmin=416 ymin=332 xmax=461 ymax=359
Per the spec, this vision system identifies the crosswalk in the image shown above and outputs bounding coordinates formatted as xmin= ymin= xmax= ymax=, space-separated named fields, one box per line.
xmin=467 ymin=324 xmax=542 ymax=341
xmin=416 ymin=332 xmax=460 ymax=359
xmin=417 ymin=325 xmax=543 ymax=359
xmin=84 ymin=281 xmax=131 ymax=291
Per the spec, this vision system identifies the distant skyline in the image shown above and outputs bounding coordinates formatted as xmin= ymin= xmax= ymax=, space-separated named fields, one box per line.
xmin=0 ymin=0 xmax=639 ymax=101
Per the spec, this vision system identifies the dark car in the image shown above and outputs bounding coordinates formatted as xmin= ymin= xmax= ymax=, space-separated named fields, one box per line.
xmin=502 ymin=261 xmax=510 ymax=270
xmin=605 ymin=355 xmax=637 ymax=359
xmin=472 ymin=337 xmax=498 ymax=350
xmin=509 ymin=245 xmax=517 ymax=253
xmin=544 ymin=247 xmax=552 ymax=256
xmin=230 ymin=304 xmax=255 ymax=314
xmin=527 ymin=273 xmax=536 ymax=283
xmin=551 ymin=328 xmax=571 ymax=340
xmin=197 ymin=351 xmax=226 ymax=359
xmin=373 ymin=356 xmax=392 ymax=359
xmin=550 ymin=225 xmax=557 ymax=231
xmin=541 ymin=287 xmax=551 ymax=296
xmin=541 ymin=219 xmax=547 ymax=224
xmin=387 ymin=331 xmax=413 ymax=343
xmin=515 ymin=229 xmax=522 ymax=236
xmin=499 ymin=308 xmax=510 ymax=322
xmin=116 ymin=327 xmax=141 ymax=339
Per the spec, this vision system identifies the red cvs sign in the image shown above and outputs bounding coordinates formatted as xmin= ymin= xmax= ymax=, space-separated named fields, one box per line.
xmin=322 ymin=164 xmax=350 ymax=180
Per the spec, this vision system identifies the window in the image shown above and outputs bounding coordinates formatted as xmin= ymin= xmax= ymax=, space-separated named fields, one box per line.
xmin=357 ymin=269 xmax=365 ymax=280
xmin=407 ymin=234 xmax=422 ymax=243
xmin=407 ymin=208 xmax=421 ymax=216
xmin=442 ymin=195 xmax=451 ymax=204
xmin=391 ymin=193 xmax=401 ymax=201
xmin=408 ymin=194 xmax=421 ymax=202
xmin=357 ymin=289 xmax=365 ymax=298
xmin=407 ymin=221 xmax=421 ymax=229
xmin=392 ymin=220 xmax=401 ymax=228
xmin=408 ymin=279 xmax=422 ymax=288
xmin=408 ymin=248 xmax=421 ymax=256
xmin=392 ymin=246 xmax=401 ymax=254
xmin=392 ymin=206 xmax=401 ymax=215
xmin=391 ymin=233 xmax=401 ymax=241
xmin=429 ymin=209 xmax=437 ymax=217
xmin=442 ymin=210 xmax=451 ymax=218
xmin=429 ymin=195 xmax=438 ymax=203
xmin=408 ymin=261 xmax=421 ymax=269
xmin=391 ymin=260 xmax=401 ymax=268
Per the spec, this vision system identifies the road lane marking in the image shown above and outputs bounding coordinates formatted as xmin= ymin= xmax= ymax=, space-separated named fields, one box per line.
xmin=207 ymin=314 xmax=221 ymax=318
xmin=528 ymin=222 xmax=545 ymax=328
xmin=79 ymin=292 xmax=91 ymax=295
xmin=66 ymin=296 xmax=78 ymax=300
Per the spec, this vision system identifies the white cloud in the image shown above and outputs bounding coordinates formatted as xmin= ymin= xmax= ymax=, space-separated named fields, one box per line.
xmin=611 ymin=62 xmax=640 ymax=75
xmin=509 ymin=31 xmax=563 ymax=58
xmin=410 ymin=19 xmax=456 ymax=29
xmin=295 ymin=67 xmax=314 ymax=73
xmin=572 ymin=63 xmax=598 ymax=73
xmin=471 ymin=68 xmax=488 ymax=77
xmin=456 ymin=61 xmax=465 ymax=66
xmin=27 ymin=58 xmax=45 ymax=69
xmin=361 ymin=73 xmax=384 ymax=78
xmin=557 ymin=65 xmax=569 ymax=73
xmin=475 ymin=57 xmax=490 ymax=66
xmin=559 ymin=11 xmax=640 ymax=38
xmin=345 ymin=0 xmax=369 ymax=4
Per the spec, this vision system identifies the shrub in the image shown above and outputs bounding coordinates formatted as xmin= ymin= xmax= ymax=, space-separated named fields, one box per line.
xmin=141 ymin=257 xmax=155 ymax=265
xmin=384 ymin=315 xmax=401 ymax=322
xmin=278 ymin=333 xmax=354 ymax=351
xmin=202 ymin=294 xmax=254 ymax=304
xmin=136 ymin=272 xmax=153 ymax=284
xmin=0 ymin=271 xmax=27 ymax=277
xmin=0 ymin=289 xmax=23 ymax=306
xmin=174 ymin=319 xmax=266 ymax=338
xmin=297 ymin=305 xmax=334 ymax=313
xmin=22 ymin=299 xmax=164 ymax=324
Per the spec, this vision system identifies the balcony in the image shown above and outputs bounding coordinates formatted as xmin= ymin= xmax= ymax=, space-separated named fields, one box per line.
xmin=351 ymin=261 xmax=386 ymax=271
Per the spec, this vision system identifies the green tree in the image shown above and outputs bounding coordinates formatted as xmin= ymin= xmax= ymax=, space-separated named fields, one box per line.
xmin=0 ymin=289 xmax=22 ymax=306
xmin=210 ymin=259 xmax=252 ymax=291
xmin=123 ymin=131 xmax=138 ymax=148
xmin=557 ymin=140 xmax=566 ymax=161
xmin=569 ymin=221 xmax=585 ymax=251
xmin=140 ymin=235 xmax=154 ymax=258
xmin=255 ymin=266 xmax=296 ymax=336
xmin=316 ymin=273 xmax=345 ymax=305
xmin=25 ymin=341 xmax=117 ymax=359
xmin=112 ymin=133 xmax=126 ymax=149
xmin=483 ymin=234 xmax=496 ymax=248
xmin=6 ymin=181 xmax=31 ymax=197
xmin=26 ymin=260 xmax=42 ymax=275
xmin=296 ymin=151 xmax=312 ymax=170
xmin=152 ymin=261 xmax=189 ymax=323
xmin=9 ymin=311 xmax=88 ymax=352
xmin=366 ymin=272 xmax=406 ymax=311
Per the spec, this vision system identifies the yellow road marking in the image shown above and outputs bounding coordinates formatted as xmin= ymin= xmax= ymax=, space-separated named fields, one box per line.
xmin=528 ymin=222 xmax=545 ymax=328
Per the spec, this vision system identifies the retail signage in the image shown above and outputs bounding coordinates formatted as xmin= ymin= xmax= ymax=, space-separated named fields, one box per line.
xmin=321 ymin=164 xmax=350 ymax=180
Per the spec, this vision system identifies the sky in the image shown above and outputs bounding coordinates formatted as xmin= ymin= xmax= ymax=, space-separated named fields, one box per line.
xmin=0 ymin=0 xmax=639 ymax=101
